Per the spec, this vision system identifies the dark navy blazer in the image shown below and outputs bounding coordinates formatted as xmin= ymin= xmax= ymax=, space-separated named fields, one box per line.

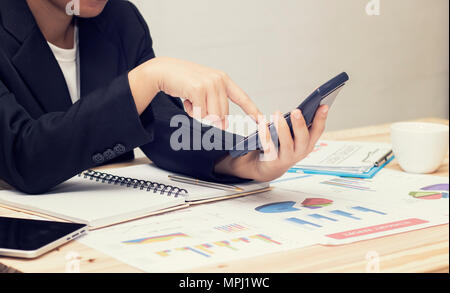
xmin=0 ymin=0 xmax=245 ymax=194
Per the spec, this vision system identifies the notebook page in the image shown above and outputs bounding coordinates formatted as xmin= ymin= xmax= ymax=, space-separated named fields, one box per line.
xmin=0 ymin=170 xmax=186 ymax=229
xmin=101 ymin=164 xmax=270 ymax=201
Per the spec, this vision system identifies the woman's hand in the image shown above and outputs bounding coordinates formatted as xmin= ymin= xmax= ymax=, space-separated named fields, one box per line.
xmin=128 ymin=57 xmax=261 ymax=128
xmin=215 ymin=105 xmax=329 ymax=182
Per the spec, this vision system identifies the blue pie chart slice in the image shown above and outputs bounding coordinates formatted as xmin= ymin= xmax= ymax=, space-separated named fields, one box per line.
xmin=255 ymin=201 xmax=299 ymax=213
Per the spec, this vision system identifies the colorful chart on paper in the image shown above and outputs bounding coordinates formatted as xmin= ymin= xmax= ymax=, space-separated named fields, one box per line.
xmin=122 ymin=232 xmax=189 ymax=245
xmin=409 ymin=183 xmax=449 ymax=200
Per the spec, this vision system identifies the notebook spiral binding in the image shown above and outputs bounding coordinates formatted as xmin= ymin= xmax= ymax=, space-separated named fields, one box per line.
xmin=80 ymin=170 xmax=188 ymax=198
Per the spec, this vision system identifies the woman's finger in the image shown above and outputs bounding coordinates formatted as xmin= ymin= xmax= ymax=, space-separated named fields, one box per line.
xmin=218 ymin=76 xmax=229 ymax=129
xmin=258 ymin=117 xmax=278 ymax=161
xmin=224 ymin=75 xmax=261 ymax=121
xmin=308 ymin=105 xmax=328 ymax=150
xmin=191 ymin=84 xmax=207 ymax=118
xmin=183 ymin=99 xmax=193 ymax=116
xmin=291 ymin=109 xmax=310 ymax=155
xmin=205 ymin=80 xmax=222 ymax=124
xmin=273 ymin=111 xmax=294 ymax=161
xmin=221 ymin=117 xmax=229 ymax=130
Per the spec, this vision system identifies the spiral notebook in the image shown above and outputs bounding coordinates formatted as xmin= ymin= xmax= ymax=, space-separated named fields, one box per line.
xmin=0 ymin=164 xmax=270 ymax=229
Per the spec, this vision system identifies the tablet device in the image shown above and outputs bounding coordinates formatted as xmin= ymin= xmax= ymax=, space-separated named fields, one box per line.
xmin=229 ymin=72 xmax=349 ymax=158
xmin=0 ymin=216 xmax=87 ymax=258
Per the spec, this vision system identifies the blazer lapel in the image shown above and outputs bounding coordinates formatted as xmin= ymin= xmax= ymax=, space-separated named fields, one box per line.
xmin=12 ymin=31 xmax=73 ymax=112
xmin=2 ymin=0 xmax=122 ymax=110
xmin=4 ymin=0 xmax=72 ymax=112
xmin=77 ymin=17 xmax=122 ymax=97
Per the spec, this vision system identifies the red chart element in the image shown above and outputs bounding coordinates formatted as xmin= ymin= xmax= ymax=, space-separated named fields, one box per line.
xmin=409 ymin=191 xmax=449 ymax=200
xmin=326 ymin=218 xmax=429 ymax=240
xmin=302 ymin=198 xmax=333 ymax=208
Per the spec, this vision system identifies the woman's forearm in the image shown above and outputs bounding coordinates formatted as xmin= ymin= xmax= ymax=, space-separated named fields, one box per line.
xmin=128 ymin=58 xmax=161 ymax=115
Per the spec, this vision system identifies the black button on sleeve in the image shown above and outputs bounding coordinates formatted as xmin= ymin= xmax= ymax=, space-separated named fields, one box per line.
xmin=92 ymin=153 xmax=105 ymax=164
xmin=103 ymin=149 xmax=116 ymax=161
xmin=113 ymin=144 xmax=126 ymax=155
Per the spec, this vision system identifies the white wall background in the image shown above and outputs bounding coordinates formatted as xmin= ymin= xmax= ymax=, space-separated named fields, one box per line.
xmin=130 ymin=0 xmax=449 ymax=131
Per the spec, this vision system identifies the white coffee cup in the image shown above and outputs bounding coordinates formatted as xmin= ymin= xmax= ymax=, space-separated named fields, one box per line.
xmin=390 ymin=122 xmax=449 ymax=174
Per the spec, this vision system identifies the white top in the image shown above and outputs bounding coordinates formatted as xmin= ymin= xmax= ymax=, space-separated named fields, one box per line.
xmin=47 ymin=25 xmax=80 ymax=104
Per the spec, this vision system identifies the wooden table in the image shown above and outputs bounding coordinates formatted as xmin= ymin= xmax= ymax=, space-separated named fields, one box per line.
xmin=0 ymin=118 xmax=448 ymax=273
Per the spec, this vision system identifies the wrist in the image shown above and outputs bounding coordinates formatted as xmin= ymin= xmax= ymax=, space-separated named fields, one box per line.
xmin=214 ymin=151 xmax=258 ymax=179
xmin=128 ymin=58 xmax=161 ymax=114
xmin=144 ymin=57 xmax=164 ymax=93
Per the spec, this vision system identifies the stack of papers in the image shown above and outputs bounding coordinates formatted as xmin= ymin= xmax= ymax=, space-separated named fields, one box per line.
xmin=290 ymin=140 xmax=394 ymax=178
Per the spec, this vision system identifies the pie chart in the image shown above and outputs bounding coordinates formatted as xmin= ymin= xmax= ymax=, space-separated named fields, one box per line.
xmin=301 ymin=198 xmax=333 ymax=209
xmin=409 ymin=183 xmax=449 ymax=200
xmin=255 ymin=201 xmax=300 ymax=213
xmin=255 ymin=198 xmax=334 ymax=213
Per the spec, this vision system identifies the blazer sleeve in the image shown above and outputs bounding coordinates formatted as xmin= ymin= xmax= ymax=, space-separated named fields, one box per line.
xmin=140 ymin=94 xmax=250 ymax=184
xmin=0 ymin=76 xmax=153 ymax=194
xmin=128 ymin=3 xmax=250 ymax=184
